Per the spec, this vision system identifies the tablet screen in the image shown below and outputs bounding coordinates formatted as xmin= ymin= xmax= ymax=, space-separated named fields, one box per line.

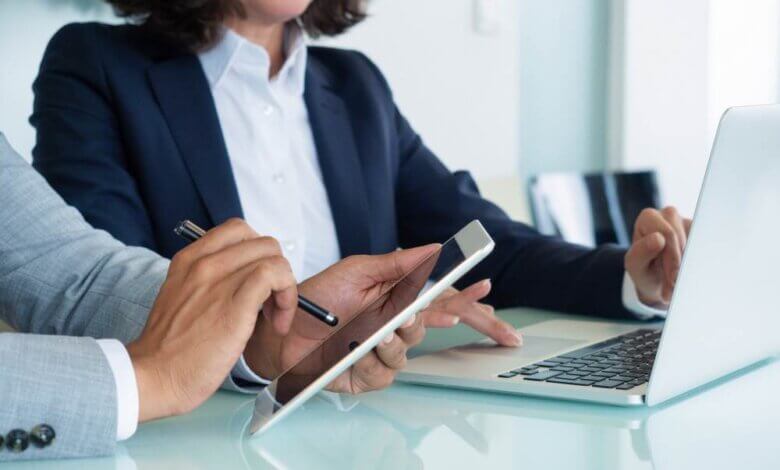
xmin=261 ymin=236 xmax=467 ymax=407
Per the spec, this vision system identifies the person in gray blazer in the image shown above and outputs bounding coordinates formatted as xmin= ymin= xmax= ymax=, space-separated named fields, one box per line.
xmin=0 ymin=133 xmax=428 ymax=461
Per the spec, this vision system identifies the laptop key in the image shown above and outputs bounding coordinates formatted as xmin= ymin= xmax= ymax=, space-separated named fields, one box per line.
xmin=594 ymin=371 xmax=617 ymax=377
xmin=546 ymin=378 xmax=598 ymax=386
xmin=559 ymin=338 xmax=624 ymax=359
xmin=498 ymin=372 xmax=518 ymax=378
xmin=523 ymin=370 xmax=563 ymax=381
xmin=583 ymin=375 xmax=606 ymax=381
xmin=576 ymin=359 xmax=597 ymax=366
xmin=569 ymin=370 xmax=590 ymax=376
xmin=534 ymin=361 xmax=559 ymax=368
xmin=555 ymin=374 xmax=581 ymax=380
xmin=609 ymin=375 xmax=634 ymax=383
xmin=592 ymin=379 xmax=625 ymax=388
xmin=616 ymin=383 xmax=637 ymax=390
xmin=550 ymin=366 xmax=574 ymax=372
xmin=519 ymin=370 xmax=540 ymax=376
xmin=547 ymin=357 xmax=571 ymax=364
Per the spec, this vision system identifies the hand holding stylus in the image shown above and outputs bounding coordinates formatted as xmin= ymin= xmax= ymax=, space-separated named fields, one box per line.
xmin=128 ymin=219 xmax=298 ymax=422
xmin=245 ymin=246 xmax=437 ymax=393
xmin=174 ymin=220 xmax=338 ymax=329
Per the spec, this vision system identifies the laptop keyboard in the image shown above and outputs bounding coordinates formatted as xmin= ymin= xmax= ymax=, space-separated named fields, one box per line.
xmin=497 ymin=329 xmax=661 ymax=390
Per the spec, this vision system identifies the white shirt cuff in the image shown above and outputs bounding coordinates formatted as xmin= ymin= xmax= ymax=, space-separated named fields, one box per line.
xmin=622 ymin=272 xmax=668 ymax=319
xmin=231 ymin=355 xmax=272 ymax=385
xmin=96 ymin=339 xmax=139 ymax=441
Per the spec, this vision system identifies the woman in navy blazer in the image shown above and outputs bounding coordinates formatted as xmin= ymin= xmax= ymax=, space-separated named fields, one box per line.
xmin=31 ymin=0 xmax=690 ymax=345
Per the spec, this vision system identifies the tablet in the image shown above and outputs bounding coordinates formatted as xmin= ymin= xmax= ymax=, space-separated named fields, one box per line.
xmin=249 ymin=220 xmax=495 ymax=435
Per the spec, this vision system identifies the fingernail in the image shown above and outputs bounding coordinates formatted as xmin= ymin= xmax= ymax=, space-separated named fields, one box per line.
xmin=481 ymin=279 xmax=492 ymax=288
xmin=450 ymin=316 xmax=460 ymax=326
xmin=504 ymin=328 xmax=522 ymax=347
xmin=402 ymin=314 xmax=416 ymax=328
xmin=383 ymin=333 xmax=394 ymax=344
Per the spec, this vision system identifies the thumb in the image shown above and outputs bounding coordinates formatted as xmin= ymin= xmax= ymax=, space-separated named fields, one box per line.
xmin=626 ymin=232 xmax=666 ymax=274
xmin=367 ymin=244 xmax=440 ymax=282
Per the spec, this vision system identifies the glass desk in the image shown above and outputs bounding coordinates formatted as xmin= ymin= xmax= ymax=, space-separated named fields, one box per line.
xmin=9 ymin=308 xmax=780 ymax=469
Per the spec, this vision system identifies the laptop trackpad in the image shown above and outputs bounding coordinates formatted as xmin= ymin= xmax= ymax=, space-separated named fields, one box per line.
xmin=452 ymin=336 xmax=586 ymax=359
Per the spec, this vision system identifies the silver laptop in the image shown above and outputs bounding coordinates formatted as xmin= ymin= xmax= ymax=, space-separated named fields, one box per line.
xmin=399 ymin=104 xmax=780 ymax=406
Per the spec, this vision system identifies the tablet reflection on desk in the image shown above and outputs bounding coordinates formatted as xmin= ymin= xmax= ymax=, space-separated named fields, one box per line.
xmin=29 ymin=357 xmax=776 ymax=470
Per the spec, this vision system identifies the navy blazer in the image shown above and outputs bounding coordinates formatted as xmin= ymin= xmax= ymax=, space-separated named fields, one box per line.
xmin=31 ymin=23 xmax=633 ymax=318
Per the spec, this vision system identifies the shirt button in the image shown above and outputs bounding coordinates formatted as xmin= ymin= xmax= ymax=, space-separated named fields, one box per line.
xmin=6 ymin=429 xmax=29 ymax=453
xmin=284 ymin=241 xmax=296 ymax=252
xmin=30 ymin=424 xmax=56 ymax=448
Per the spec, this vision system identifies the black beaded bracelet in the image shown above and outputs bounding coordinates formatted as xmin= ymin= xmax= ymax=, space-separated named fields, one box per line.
xmin=1 ymin=425 xmax=56 ymax=453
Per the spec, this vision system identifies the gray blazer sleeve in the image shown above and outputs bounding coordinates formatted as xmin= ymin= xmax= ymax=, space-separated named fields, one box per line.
xmin=0 ymin=135 xmax=258 ymax=460
xmin=0 ymin=334 xmax=118 ymax=460
xmin=0 ymin=134 xmax=168 ymax=460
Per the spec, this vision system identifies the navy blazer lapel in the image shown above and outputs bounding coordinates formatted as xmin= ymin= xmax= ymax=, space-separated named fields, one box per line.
xmin=147 ymin=54 xmax=243 ymax=226
xmin=305 ymin=59 xmax=372 ymax=257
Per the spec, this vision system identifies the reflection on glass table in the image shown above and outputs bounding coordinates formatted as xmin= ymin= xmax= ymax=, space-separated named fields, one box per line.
xmin=244 ymin=357 xmax=780 ymax=470
xmin=6 ymin=313 xmax=778 ymax=470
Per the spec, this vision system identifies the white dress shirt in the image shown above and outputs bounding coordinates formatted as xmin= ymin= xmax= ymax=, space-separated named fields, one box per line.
xmin=199 ymin=26 xmax=342 ymax=282
xmin=99 ymin=24 xmax=665 ymax=442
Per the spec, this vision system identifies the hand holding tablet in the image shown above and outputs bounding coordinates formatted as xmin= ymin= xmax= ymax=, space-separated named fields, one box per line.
xmin=243 ymin=244 xmax=438 ymax=392
xmin=250 ymin=220 xmax=495 ymax=435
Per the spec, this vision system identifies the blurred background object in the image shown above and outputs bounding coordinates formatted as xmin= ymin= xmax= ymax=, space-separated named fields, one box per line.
xmin=529 ymin=170 xmax=660 ymax=248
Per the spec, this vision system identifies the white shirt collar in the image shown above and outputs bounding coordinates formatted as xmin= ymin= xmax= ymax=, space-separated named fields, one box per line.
xmin=198 ymin=23 xmax=308 ymax=95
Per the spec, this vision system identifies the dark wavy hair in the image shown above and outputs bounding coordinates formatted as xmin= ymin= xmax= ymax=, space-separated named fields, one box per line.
xmin=106 ymin=0 xmax=366 ymax=50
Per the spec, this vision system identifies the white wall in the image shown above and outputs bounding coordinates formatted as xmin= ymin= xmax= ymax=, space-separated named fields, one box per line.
xmin=318 ymin=0 xmax=521 ymax=182
xmin=0 ymin=1 xmax=116 ymax=159
xmin=608 ymin=0 xmax=711 ymax=217
xmin=708 ymin=0 xmax=780 ymax=140
xmin=609 ymin=0 xmax=780 ymax=217
xmin=518 ymin=0 xmax=611 ymax=178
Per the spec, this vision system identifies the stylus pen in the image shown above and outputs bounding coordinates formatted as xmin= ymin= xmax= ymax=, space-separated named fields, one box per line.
xmin=174 ymin=219 xmax=339 ymax=327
